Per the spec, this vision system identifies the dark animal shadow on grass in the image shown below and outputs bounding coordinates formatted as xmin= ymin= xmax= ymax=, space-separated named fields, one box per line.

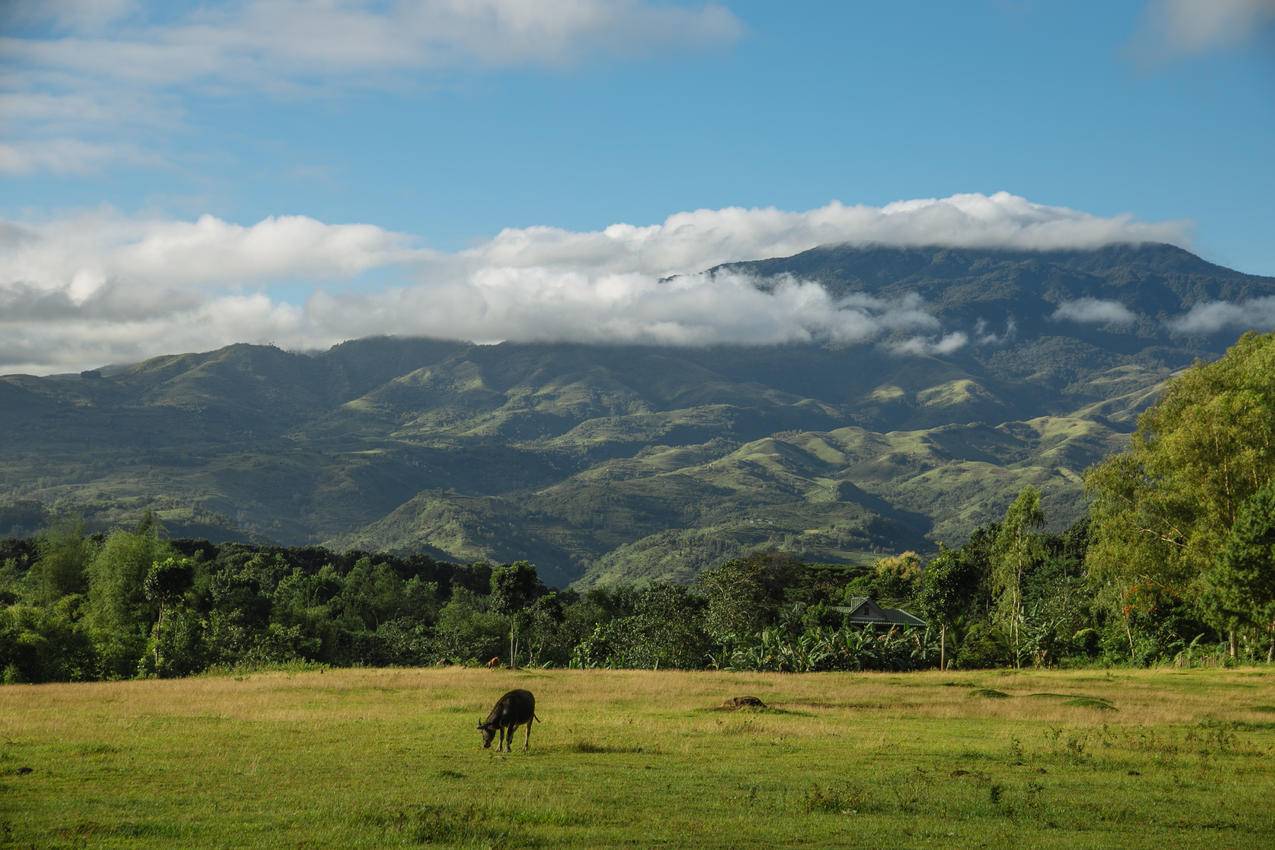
xmin=554 ymin=741 xmax=657 ymax=755
xmin=968 ymin=688 xmax=1010 ymax=700
xmin=1028 ymin=692 xmax=1117 ymax=711
xmin=509 ymin=670 xmax=553 ymax=679
xmin=698 ymin=705 xmax=815 ymax=717
xmin=969 ymin=689 xmax=1118 ymax=710
xmin=784 ymin=700 xmax=886 ymax=712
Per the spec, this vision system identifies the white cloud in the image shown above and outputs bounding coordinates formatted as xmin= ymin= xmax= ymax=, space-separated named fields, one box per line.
xmin=1168 ymin=297 xmax=1275 ymax=334
xmin=0 ymin=138 xmax=156 ymax=176
xmin=1052 ymin=298 xmax=1138 ymax=326
xmin=469 ymin=192 xmax=1189 ymax=276
xmin=889 ymin=332 xmax=969 ymax=357
xmin=973 ymin=317 xmax=1017 ymax=346
xmin=1132 ymin=0 xmax=1275 ymax=61
xmin=0 ymin=193 xmax=1191 ymax=374
xmin=304 ymin=271 xmax=940 ymax=350
xmin=2 ymin=0 xmax=141 ymax=33
xmin=6 ymin=0 xmax=743 ymax=83
xmin=0 ymin=89 xmax=176 ymax=135
xmin=2 ymin=0 xmax=744 ymax=174
xmin=0 ymin=268 xmax=943 ymax=374
xmin=3 ymin=211 xmax=422 ymax=293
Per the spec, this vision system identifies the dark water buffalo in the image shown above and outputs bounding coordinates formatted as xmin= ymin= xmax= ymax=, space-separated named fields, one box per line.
xmin=478 ymin=689 xmax=539 ymax=752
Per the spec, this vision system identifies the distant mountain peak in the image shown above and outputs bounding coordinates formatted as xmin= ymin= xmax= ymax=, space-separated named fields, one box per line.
xmin=1 ymin=244 xmax=1270 ymax=586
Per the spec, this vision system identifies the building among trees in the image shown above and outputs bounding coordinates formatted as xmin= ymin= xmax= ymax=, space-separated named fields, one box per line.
xmin=833 ymin=597 xmax=926 ymax=628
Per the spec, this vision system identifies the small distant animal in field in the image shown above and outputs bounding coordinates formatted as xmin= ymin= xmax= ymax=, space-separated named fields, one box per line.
xmin=478 ymin=689 xmax=539 ymax=752
xmin=485 ymin=656 xmax=501 ymax=669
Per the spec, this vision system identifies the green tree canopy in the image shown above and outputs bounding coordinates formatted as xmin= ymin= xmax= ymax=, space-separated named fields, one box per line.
xmin=600 ymin=583 xmax=709 ymax=670
xmin=29 ymin=517 xmax=94 ymax=604
xmin=86 ymin=522 xmax=173 ymax=677
xmin=916 ymin=545 xmax=981 ymax=669
xmin=1086 ymin=331 xmax=1275 ymax=633
xmin=488 ymin=561 xmax=542 ymax=615
xmin=488 ymin=561 xmax=543 ymax=666
xmin=873 ymin=551 xmax=923 ymax=603
xmin=143 ymin=557 xmax=194 ymax=610
xmin=991 ymin=486 xmax=1045 ymax=666
xmin=696 ymin=552 xmax=801 ymax=643
xmin=1205 ymin=482 xmax=1275 ymax=657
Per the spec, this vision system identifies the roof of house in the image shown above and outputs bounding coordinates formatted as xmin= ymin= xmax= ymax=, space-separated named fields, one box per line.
xmin=831 ymin=596 xmax=927 ymax=627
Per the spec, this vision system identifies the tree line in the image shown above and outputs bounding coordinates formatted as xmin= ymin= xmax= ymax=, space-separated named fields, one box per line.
xmin=1 ymin=332 xmax=1272 ymax=682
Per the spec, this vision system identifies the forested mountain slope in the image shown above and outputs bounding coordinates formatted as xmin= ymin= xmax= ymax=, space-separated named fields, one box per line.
xmin=2 ymin=243 xmax=1271 ymax=586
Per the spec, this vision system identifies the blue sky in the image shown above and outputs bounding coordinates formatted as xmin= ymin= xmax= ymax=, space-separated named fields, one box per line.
xmin=1 ymin=0 xmax=1273 ymax=373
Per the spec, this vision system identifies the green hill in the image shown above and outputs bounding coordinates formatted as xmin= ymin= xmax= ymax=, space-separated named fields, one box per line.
xmin=2 ymin=243 xmax=1272 ymax=585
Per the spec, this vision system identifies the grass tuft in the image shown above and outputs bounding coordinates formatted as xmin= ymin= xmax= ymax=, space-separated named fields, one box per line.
xmin=74 ymin=742 xmax=120 ymax=756
xmin=800 ymin=782 xmax=869 ymax=814
xmin=365 ymin=804 xmax=523 ymax=848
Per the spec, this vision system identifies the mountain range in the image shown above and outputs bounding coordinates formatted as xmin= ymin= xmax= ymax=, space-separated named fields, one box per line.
xmin=2 ymin=242 xmax=1272 ymax=587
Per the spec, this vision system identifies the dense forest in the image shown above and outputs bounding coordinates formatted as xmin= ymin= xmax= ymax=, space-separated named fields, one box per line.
xmin=2 ymin=332 xmax=1272 ymax=683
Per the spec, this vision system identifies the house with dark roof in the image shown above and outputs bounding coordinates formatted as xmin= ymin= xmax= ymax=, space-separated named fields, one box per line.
xmin=832 ymin=596 xmax=926 ymax=628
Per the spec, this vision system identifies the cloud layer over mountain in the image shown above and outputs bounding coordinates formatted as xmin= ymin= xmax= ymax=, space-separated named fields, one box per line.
xmin=0 ymin=192 xmax=1193 ymax=374
xmin=1052 ymin=298 xmax=1139 ymax=326
xmin=1168 ymin=297 xmax=1275 ymax=334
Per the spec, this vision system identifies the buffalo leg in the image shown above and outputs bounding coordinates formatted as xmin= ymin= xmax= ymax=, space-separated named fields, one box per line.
xmin=524 ymin=720 xmax=532 ymax=751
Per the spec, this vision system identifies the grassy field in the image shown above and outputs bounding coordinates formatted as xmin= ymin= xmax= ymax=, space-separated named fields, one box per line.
xmin=2 ymin=667 xmax=1273 ymax=849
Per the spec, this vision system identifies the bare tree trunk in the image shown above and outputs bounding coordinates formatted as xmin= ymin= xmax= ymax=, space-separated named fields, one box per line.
xmin=939 ymin=624 xmax=946 ymax=671
xmin=509 ymin=618 xmax=520 ymax=669
xmin=1012 ymin=614 xmax=1022 ymax=669
xmin=1228 ymin=629 xmax=1237 ymax=660
xmin=154 ymin=604 xmax=165 ymax=671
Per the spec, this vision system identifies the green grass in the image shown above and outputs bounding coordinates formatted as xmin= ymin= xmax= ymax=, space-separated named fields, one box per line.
xmin=2 ymin=667 xmax=1272 ymax=848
